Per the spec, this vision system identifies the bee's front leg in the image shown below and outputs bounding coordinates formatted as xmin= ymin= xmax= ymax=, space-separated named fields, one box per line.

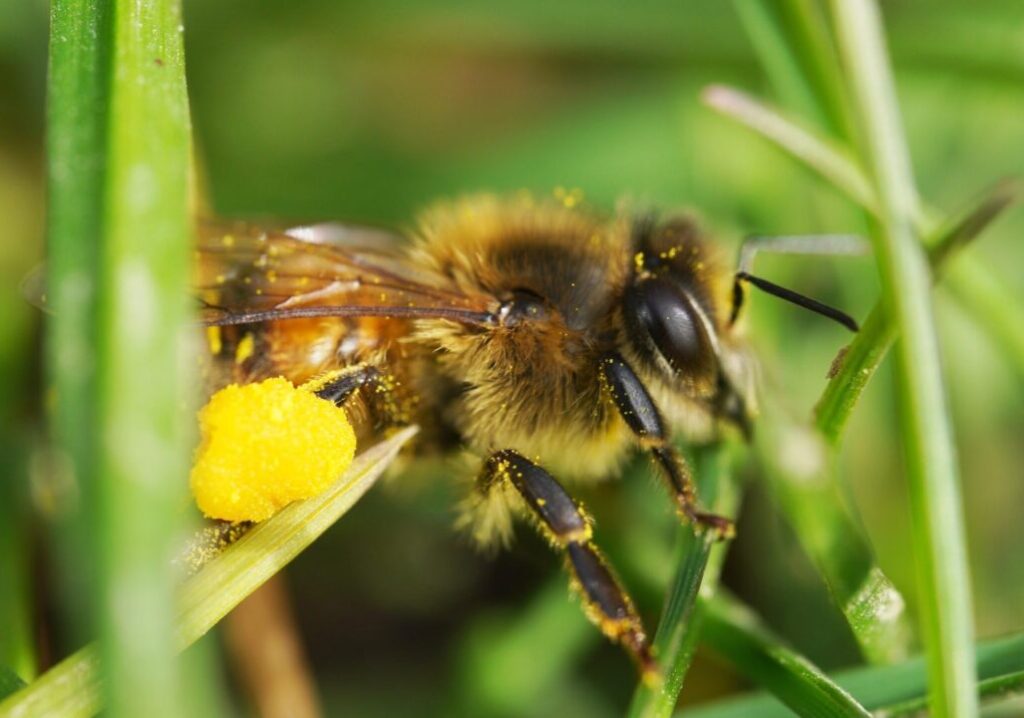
xmin=599 ymin=352 xmax=735 ymax=540
xmin=476 ymin=450 xmax=657 ymax=682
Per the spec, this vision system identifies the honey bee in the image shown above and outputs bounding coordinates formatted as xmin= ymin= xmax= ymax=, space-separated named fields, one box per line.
xmin=196 ymin=193 xmax=859 ymax=678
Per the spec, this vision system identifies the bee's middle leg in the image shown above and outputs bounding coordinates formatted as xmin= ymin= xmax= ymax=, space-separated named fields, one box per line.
xmin=477 ymin=450 xmax=656 ymax=679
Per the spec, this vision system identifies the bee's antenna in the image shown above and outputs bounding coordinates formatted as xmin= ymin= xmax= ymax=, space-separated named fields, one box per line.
xmin=729 ymin=233 xmax=867 ymax=332
xmin=733 ymin=272 xmax=859 ymax=332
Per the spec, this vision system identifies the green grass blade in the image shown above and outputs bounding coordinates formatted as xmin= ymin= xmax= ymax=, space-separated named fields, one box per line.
xmin=46 ymin=0 xmax=109 ymax=655
xmin=945 ymin=255 xmax=1024 ymax=382
xmin=816 ymin=183 xmax=1018 ymax=438
xmin=0 ymin=670 xmax=26 ymax=703
xmin=48 ymin=0 xmax=195 ymax=715
xmin=702 ymin=85 xmax=875 ymax=211
xmin=176 ymin=426 xmax=415 ymax=647
xmin=0 ymin=428 xmax=414 ymax=718
xmin=685 ymin=632 xmax=1024 ymax=718
xmin=755 ymin=399 xmax=911 ymax=663
xmin=701 ymin=593 xmax=871 ymax=718
xmin=0 ymin=648 xmax=101 ymax=718
xmin=704 ymin=86 xmax=1017 ymax=439
xmin=95 ymin=1 xmax=194 ymax=715
xmin=733 ymin=0 xmax=854 ymax=142
xmin=885 ymin=672 xmax=1024 ymax=717
xmin=830 ymin=2 xmax=977 ymax=716
xmin=627 ymin=444 xmax=741 ymax=718
xmin=0 ymin=466 xmax=34 ymax=683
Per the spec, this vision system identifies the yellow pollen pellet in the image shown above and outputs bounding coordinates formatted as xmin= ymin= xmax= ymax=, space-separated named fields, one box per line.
xmin=190 ymin=377 xmax=357 ymax=522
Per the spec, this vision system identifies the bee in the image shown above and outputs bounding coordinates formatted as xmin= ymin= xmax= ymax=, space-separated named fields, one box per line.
xmin=196 ymin=193 xmax=859 ymax=679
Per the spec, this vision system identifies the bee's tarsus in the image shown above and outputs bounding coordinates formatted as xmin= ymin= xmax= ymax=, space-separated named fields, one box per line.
xmin=309 ymin=364 xmax=382 ymax=405
xmin=307 ymin=363 xmax=408 ymax=427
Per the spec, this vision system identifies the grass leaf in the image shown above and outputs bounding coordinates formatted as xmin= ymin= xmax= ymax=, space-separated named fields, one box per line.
xmin=701 ymin=593 xmax=871 ymax=718
xmin=704 ymin=86 xmax=1017 ymax=440
xmin=0 ymin=428 xmax=415 ymax=718
xmin=0 ymin=670 xmax=26 ymax=703
xmin=47 ymin=0 xmax=194 ymax=715
xmin=702 ymin=86 xmax=875 ymax=211
xmin=754 ymin=398 xmax=912 ymax=663
xmin=732 ymin=0 xmax=854 ymax=143
xmin=176 ymin=426 xmax=416 ymax=647
xmin=816 ymin=182 xmax=1018 ymax=439
xmin=627 ymin=444 xmax=741 ymax=718
xmin=685 ymin=632 xmax=1024 ymax=718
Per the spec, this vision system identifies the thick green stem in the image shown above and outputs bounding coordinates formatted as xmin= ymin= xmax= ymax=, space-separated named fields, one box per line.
xmin=830 ymin=2 xmax=977 ymax=716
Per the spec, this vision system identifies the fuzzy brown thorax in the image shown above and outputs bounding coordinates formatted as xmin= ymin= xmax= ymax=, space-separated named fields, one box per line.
xmin=408 ymin=195 xmax=749 ymax=479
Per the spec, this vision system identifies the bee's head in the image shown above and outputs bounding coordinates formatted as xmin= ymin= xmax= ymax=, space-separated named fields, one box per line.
xmin=620 ymin=215 xmax=753 ymax=435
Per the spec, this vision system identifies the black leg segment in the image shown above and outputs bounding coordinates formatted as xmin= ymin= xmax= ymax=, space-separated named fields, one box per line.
xmin=476 ymin=450 xmax=656 ymax=679
xmin=488 ymin=450 xmax=590 ymax=543
xmin=305 ymin=363 xmax=408 ymax=428
xmin=600 ymin=352 xmax=734 ymax=539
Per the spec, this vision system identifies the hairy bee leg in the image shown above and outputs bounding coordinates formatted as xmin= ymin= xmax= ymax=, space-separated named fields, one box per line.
xmin=305 ymin=363 xmax=408 ymax=428
xmin=479 ymin=449 xmax=657 ymax=679
xmin=599 ymin=353 xmax=734 ymax=540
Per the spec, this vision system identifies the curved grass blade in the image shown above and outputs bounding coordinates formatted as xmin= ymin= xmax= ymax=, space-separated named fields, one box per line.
xmin=685 ymin=632 xmax=1024 ymax=718
xmin=702 ymin=85 xmax=875 ymax=212
xmin=733 ymin=0 xmax=854 ymax=143
xmin=0 ymin=428 xmax=415 ymax=718
xmin=177 ymin=426 xmax=416 ymax=647
xmin=754 ymin=399 xmax=911 ymax=664
xmin=701 ymin=592 xmax=871 ymax=718
xmin=0 ymin=671 xmax=26 ymax=703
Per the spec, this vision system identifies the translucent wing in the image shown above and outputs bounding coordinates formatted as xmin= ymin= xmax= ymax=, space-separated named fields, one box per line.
xmin=196 ymin=220 xmax=496 ymax=326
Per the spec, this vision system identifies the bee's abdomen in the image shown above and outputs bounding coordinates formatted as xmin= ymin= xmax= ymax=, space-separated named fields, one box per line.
xmin=201 ymin=316 xmax=411 ymax=392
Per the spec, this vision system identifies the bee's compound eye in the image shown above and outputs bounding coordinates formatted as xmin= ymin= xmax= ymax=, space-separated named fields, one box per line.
xmin=624 ymin=276 xmax=715 ymax=378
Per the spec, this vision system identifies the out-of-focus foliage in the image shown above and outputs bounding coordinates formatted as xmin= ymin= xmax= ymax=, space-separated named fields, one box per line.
xmin=1 ymin=1 xmax=1021 ymax=715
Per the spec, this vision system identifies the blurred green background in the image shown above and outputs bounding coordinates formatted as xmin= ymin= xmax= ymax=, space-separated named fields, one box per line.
xmin=1 ymin=1 xmax=1022 ymax=716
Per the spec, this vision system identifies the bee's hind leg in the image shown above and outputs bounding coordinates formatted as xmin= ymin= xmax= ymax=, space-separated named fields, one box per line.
xmin=305 ymin=363 xmax=410 ymax=429
xmin=599 ymin=353 xmax=735 ymax=540
xmin=476 ymin=450 xmax=657 ymax=681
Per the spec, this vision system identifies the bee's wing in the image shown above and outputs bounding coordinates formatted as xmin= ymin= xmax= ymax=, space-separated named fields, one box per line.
xmin=282 ymin=222 xmax=405 ymax=252
xmin=196 ymin=220 xmax=496 ymax=326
